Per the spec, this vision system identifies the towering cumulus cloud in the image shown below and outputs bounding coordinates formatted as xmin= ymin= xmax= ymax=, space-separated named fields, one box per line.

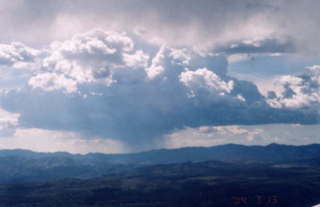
xmin=0 ymin=29 xmax=317 ymax=150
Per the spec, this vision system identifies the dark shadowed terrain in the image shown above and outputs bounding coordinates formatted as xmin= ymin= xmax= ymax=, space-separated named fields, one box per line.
xmin=0 ymin=144 xmax=319 ymax=207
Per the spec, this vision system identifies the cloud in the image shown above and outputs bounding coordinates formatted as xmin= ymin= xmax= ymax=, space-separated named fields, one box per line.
xmin=179 ymin=68 xmax=234 ymax=100
xmin=0 ymin=29 xmax=318 ymax=151
xmin=267 ymin=65 xmax=320 ymax=109
xmin=0 ymin=107 xmax=19 ymax=136
xmin=165 ymin=124 xmax=320 ymax=149
xmin=0 ymin=0 xmax=273 ymax=46
xmin=0 ymin=42 xmax=41 ymax=73
xmin=32 ymin=30 xmax=149 ymax=93
xmin=0 ymin=42 xmax=39 ymax=66
xmin=0 ymin=1 xmax=318 ymax=152
xmin=217 ymin=38 xmax=296 ymax=55
xmin=0 ymin=0 xmax=319 ymax=56
xmin=28 ymin=73 xmax=78 ymax=94
xmin=0 ymin=128 xmax=126 ymax=154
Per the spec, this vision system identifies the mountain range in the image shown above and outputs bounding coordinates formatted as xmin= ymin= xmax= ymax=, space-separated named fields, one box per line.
xmin=0 ymin=143 xmax=319 ymax=206
xmin=0 ymin=143 xmax=319 ymax=183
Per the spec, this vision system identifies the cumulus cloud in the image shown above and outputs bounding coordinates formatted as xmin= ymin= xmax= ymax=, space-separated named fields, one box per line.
xmin=267 ymin=65 xmax=320 ymax=109
xmin=179 ymin=68 xmax=234 ymax=100
xmin=0 ymin=42 xmax=41 ymax=73
xmin=0 ymin=42 xmax=42 ymax=91
xmin=0 ymin=29 xmax=318 ymax=151
xmin=28 ymin=73 xmax=78 ymax=94
xmin=0 ymin=42 xmax=39 ymax=66
xmin=28 ymin=30 xmax=150 ymax=93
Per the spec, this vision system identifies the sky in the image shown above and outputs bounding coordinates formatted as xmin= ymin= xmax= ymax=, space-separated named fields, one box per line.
xmin=0 ymin=0 xmax=319 ymax=154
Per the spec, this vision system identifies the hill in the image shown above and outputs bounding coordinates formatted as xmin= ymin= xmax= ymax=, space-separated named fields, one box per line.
xmin=0 ymin=143 xmax=320 ymax=183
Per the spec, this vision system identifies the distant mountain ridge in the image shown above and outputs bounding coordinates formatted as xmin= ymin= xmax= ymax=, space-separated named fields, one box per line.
xmin=0 ymin=143 xmax=319 ymax=183
xmin=1 ymin=143 xmax=320 ymax=163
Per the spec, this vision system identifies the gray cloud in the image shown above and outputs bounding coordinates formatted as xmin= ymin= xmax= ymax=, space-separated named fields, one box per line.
xmin=217 ymin=38 xmax=296 ymax=55
xmin=0 ymin=0 xmax=319 ymax=56
xmin=0 ymin=30 xmax=318 ymax=151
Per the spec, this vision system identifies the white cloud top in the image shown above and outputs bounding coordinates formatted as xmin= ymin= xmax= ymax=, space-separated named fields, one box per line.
xmin=180 ymin=68 xmax=234 ymax=98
